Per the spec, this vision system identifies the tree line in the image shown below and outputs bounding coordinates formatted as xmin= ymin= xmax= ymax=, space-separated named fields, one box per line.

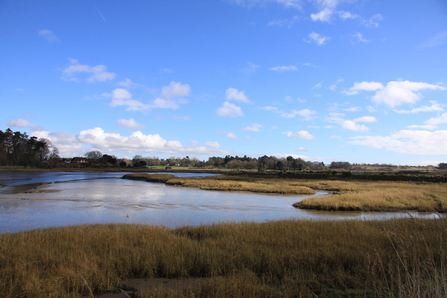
xmin=0 ymin=129 xmax=60 ymax=167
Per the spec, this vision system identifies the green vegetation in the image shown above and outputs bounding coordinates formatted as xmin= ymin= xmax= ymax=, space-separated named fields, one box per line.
xmin=1 ymin=218 xmax=446 ymax=297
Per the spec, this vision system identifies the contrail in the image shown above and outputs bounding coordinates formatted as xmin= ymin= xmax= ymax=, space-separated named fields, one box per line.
xmin=94 ymin=5 xmax=106 ymax=21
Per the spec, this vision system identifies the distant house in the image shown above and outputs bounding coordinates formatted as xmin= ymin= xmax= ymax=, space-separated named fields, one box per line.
xmin=60 ymin=157 xmax=89 ymax=166
xmin=71 ymin=157 xmax=88 ymax=164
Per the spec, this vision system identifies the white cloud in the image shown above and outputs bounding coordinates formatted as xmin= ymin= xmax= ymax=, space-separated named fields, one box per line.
xmin=267 ymin=16 xmax=300 ymax=27
xmin=343 ymin=81 xmax=383 ymax=95
xmin=425 ymin=113 xmax=447 ymax=128
xmin=295 ymin=147 xmax=307 ymax=152
xmin=344 ymin=107 xmax=361 ymax=112
xmin=224 ymin=132 xmax=238 ymax=139
xmin=339 ymin=11 xmax=359 ymax=20
xmin=62 ymin=58 xmax=116 ymax=82
xmin=38 ymin=29 xmax=59 ymax=42
xmin=268 ymin=65 xmax=298 ymax=72
xmin=226 ymin=88 xmax=251 ymax=103
xmin=230 ymin=0 xmax=302 ymax=9
xmin=312 ymin=82 xmax=323 ymax=89
xmin=217 ymin=101 xmax=244 ymax=117
xmin=418 ymin=30 xmax=447 ymax=48
xmin=151 ymin=98 xmax=179 ymax=109
xmin=283 ymin=130 xmax=315 ymax=139
xmin=326 ymin=113 xmax=376 ymax=131
xmin=284 ymin=109 xmax=317 ymax=120
xmin=311 ymin=7 xmax=333 ymax=22
xmin=363 ymin=14 xmax=383 ymax=28
xmin=342 ymin=120 xmax=369 ymax=131
xmin=241 ymin=61 xmax=260 ymax=73
xmin=354 ymin=116 xmax=377 ymax=123
xmin=372 ymin=81 xmax=447 ymax=108
xmin=394 ymin=101 xmax=445 ymax=114
xmin=6 ymin=118 xmax=44 ymax=131
xmin=261 ymin=106 xmax=317 ymax=120
xmin=118 ymin=78 xmax=138 ymax=88
xmin=204 ymin=141 xmax=221 ymax=149
xmin=330 ymin=77 xmax=344 ymax=91
xmin=244 ymin=124 xmax=262 ymax=132
xmin=344 ymin=80 xmax=447 ymax=108
xmin=116 ymin=118 xmax=145 ymax=129
xmin=350 ymin=130 xmax=447 ymax=155
xmin=351 ymin=32 xmax=371 ymax=43
xmin=162 ymin=81 xmax=191 ymax=99
xmin=304 ymin=32 xmax=330 ymax=45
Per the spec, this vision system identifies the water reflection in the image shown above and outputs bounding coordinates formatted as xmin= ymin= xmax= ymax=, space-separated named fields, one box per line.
xmin=0 ymin=171 xmax=442 ymax=233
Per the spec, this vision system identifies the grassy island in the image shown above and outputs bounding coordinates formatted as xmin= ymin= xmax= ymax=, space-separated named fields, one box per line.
xmin=123 ymin=173 xmax=447 ymax=212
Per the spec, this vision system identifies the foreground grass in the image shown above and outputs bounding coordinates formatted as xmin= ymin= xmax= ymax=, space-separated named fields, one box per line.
xmin=1 ymin=218 xmax=446 ymax=297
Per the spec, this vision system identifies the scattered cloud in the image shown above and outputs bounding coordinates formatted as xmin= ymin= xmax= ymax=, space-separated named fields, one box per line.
xmin=204 ymin=141 xmax=221 ymax=149
xmin=342 ymin=120 xmax=369 ymax=131
xmin=295 ymin=147 xmax=307 ymax=151
xmin=351 ymin=32 xmax=371 ymax=43
xmin=418 ymin=30 xmax=447 ymax=48
xmin=241 ymin=61 xmax=260 ymax=73
xmin=304 ymin=32 xmax=330 ymax=45
xmin=217 ymin=101 xmax=244 ymax=117
xmin=261 ymin=106 xmax=317 ymax=120
xmin=118 ymin=78 xmax=139 ymax=88
xmin=6 ymin=118 xmax=44 ymax=131
xmin=226 ymin=88 xmax=251 ymax=103
xmin=267 ymin=16 xmax=300 ymax=27
xmin=244 ymin=123 xmax=262 ymax=132
xmin=344 ymin=106 xmax=361 ymax=112
xmin=162 ymin=81 xmax=191 ymax=99
xmin=363 ymin=14 xmax=383 ymax=28
xmin=339 ymin=11 xmax=359 ymax=20
xmin=38 ymin=29 xmax=59 ymax=42
xmin=311 ymin=7 xmax=333 ymax=22
xmin=229 ymin=0 xmax=302 ymax=9
xmin=62 ymin=58 xmax=116 ymax=82
xmin=224 ymin=132 xmax=238 ymax=139
xmin=350 ymin=130 xmax=447 ymax=155
xmin=117 ymin=118 xmax=145 ymax=129
xmin=394 ymin=101 xmax=445 ymax=114
xmin=330 ymin=77 xmax=344 ymax=91
xmin=283 ymin=130 xmax=315 ymax=139
xmin=344 ymin=80 xmax=447 ymax=108
xmin=268 ymin=65 xmax=298 ymax=72
xmin=343 ymin=81 xmax=383 ymax=95
xmin=312 ymin=81 xmax=323 ymax=89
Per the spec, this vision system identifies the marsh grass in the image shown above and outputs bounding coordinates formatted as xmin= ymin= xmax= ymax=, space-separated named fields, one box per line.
xmin=123 ymin=173 xmax=316 ymax=194
xmin=1 ymin=218 xmax=446 ymax=297
xmin=295 ymin=181 xmax=447 ymax=212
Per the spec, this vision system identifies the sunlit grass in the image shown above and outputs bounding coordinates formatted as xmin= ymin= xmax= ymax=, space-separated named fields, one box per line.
xmin=294 ymin=181 xmax=447 ymax=212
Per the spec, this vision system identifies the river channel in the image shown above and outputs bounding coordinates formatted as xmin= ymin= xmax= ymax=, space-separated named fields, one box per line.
xmin=0 ymin=171 xmax=441 ymax=233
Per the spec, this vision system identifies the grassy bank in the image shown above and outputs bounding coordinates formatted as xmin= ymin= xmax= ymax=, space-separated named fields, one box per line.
xmin=1 ymin=218 xmax=446 ymax=297
xmin=293 ymin=180 xmax=447 ymax=212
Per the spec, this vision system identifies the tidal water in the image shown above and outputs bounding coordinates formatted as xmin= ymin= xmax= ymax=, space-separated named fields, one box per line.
xmin=0 ymin=171 xmax=441 ymax=233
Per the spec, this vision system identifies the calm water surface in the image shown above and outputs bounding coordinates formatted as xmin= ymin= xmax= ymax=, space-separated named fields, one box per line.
xmin=0 ymin=171 xmax=441 ymax=233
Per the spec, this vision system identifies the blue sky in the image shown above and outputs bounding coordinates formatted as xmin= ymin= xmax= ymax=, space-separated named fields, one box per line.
xmin=1 ymin=0 xmax=447 ymax=165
